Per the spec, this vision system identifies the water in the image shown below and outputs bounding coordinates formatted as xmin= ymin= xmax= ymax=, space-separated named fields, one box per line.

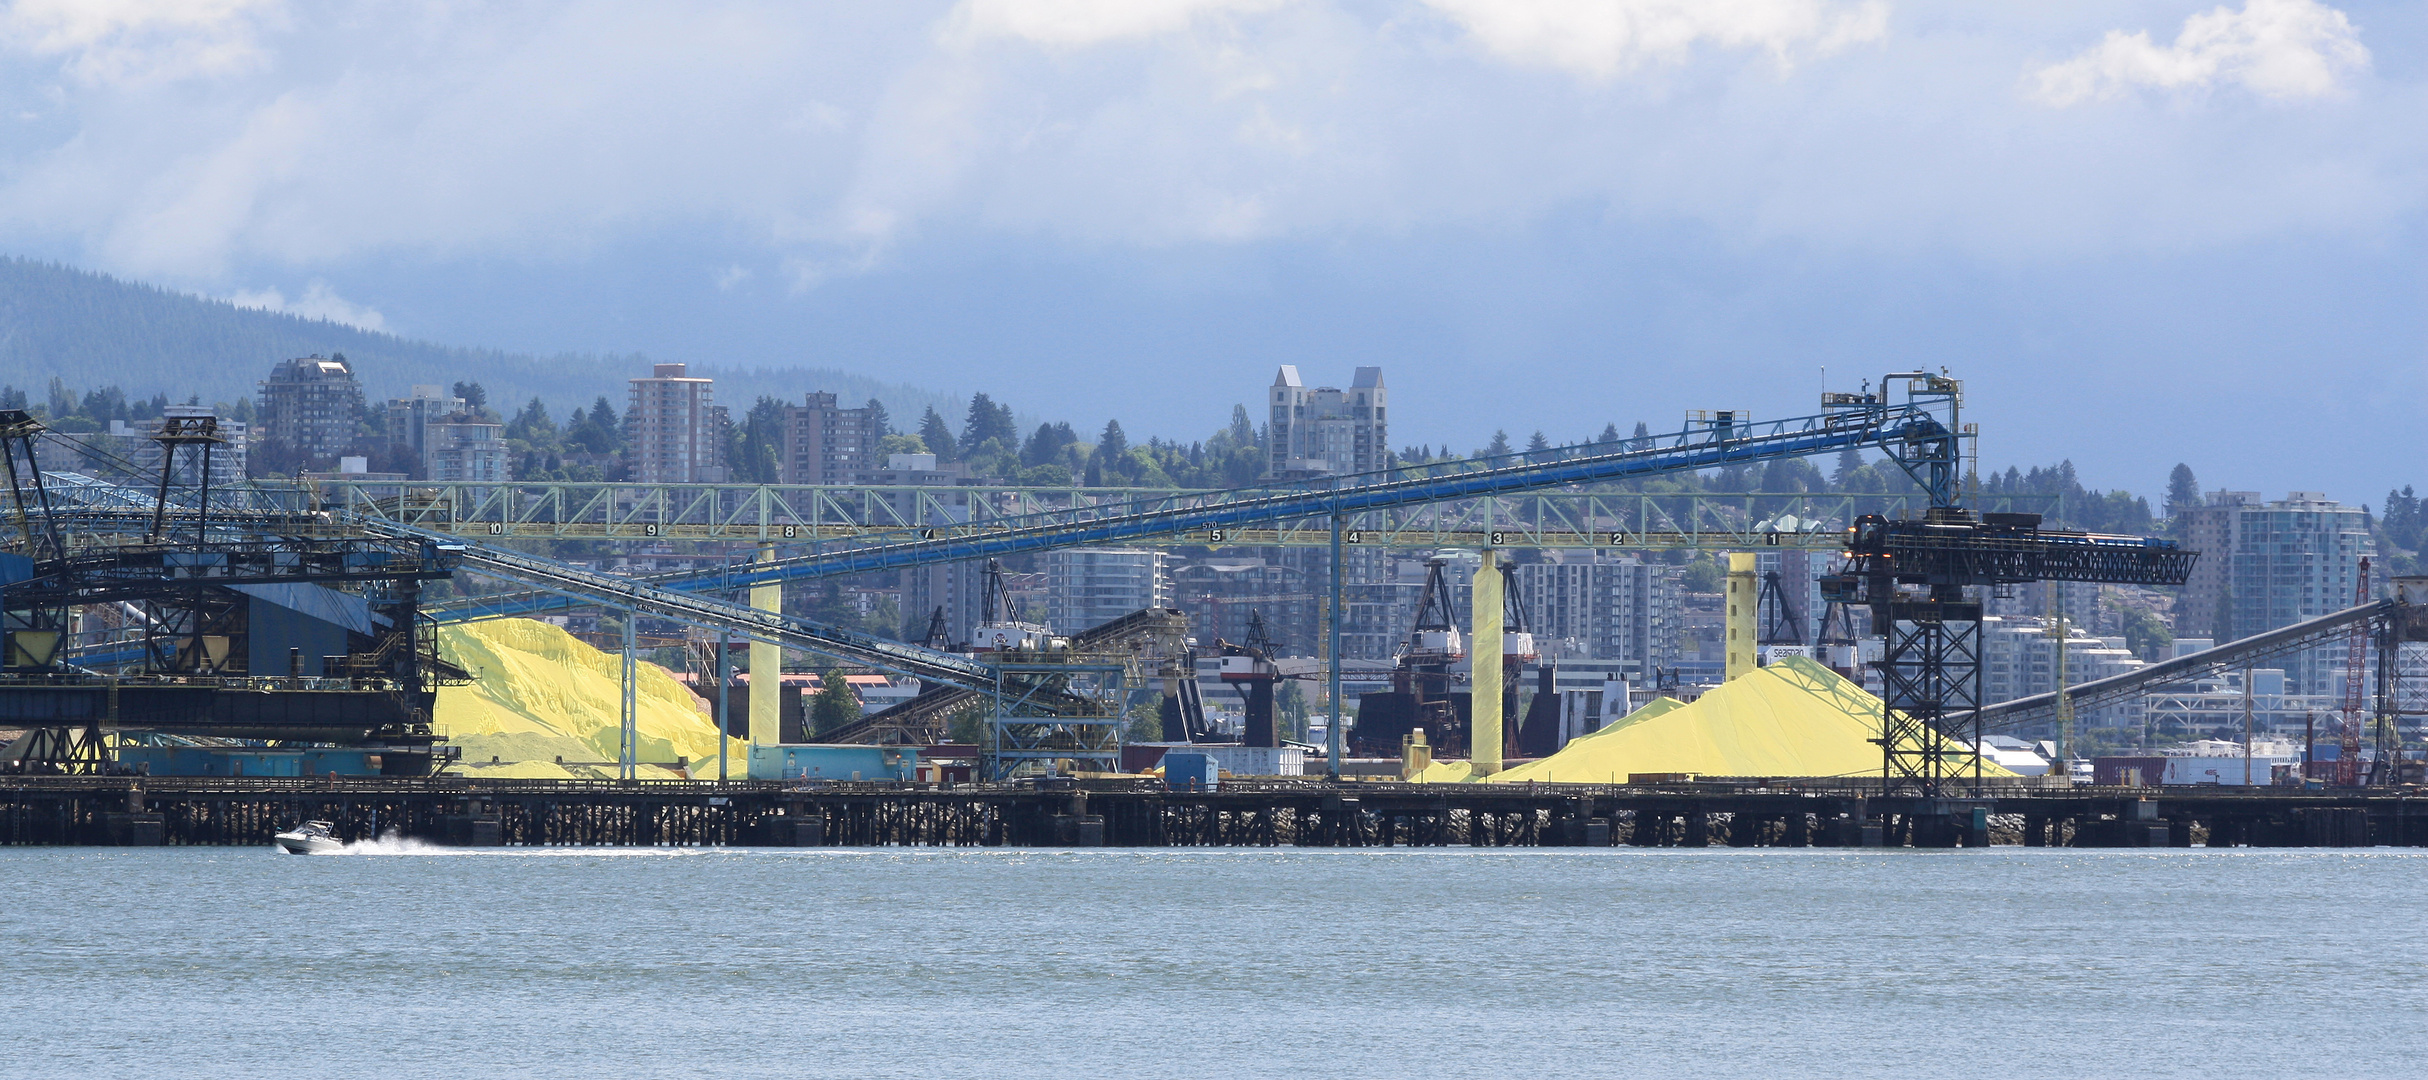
xmin=4 ymin=845 xmax=2424 ymax=1079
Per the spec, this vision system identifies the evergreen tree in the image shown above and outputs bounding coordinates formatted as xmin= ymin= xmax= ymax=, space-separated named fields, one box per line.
xmin=507 ymin=397 xmax=555 ymax=442
xmin=811 ymin=667 xmax=860 ymax=737
xmin=1833 ymin=447 xmax=1865 ymax=487
xmin=1021 ymin=422 xmax=1077 ymax=468
xmin=962 ymin=392 xmax=1017 ymax=450
xmin=2165 ymin=463 xmax=2200 ymax=517
xmin=865 ymin=398 xmax=891 ymax=438
xmin=1229 ymin=404 xmax=1256 ymax=447
xmin=1525 ymin=430 xmax=1552 ymax=458
xmin=727 ymin=396 xmax=785 ymax=483
xmin=1480 ymin=430 xmax=1511 ymax=458
xmin=1597 ymin=423 xmax=1621 ymax=446
xmin=917 ymin=406 xmax=957 ymax=461
xmin=1097 ymin=419 xmax=1128 ymax=459
xmin=2382 ymin=486 xmax=2423 ymax=552
xmin=1276 ymin=680 xmax=1311 ymax=743
xmin=451 ymin=381 xmax=487 ymax=410
xmin=566 ymin=396 xmax=622 ymax=455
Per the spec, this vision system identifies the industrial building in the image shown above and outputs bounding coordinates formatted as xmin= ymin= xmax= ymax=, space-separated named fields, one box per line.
xmin=22 ymin=367 xmax=2428 ymax=855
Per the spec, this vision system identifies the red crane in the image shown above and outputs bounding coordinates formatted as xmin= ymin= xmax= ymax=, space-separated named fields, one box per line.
xmin=2337 ymin=557 xmax=2370 ymax=785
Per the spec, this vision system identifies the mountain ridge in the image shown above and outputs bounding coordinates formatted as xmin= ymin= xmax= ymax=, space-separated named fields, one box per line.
xmin=0 ymin=256 xmax=965 ymax=423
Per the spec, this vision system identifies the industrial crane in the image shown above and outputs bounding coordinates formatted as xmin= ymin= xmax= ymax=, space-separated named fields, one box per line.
xmin=2337 ymin=558 xmax=2370 ymax=785
xmin=1217 ymin=611 xmax=1286 ymax=747
xmin=15 ymin=370 xmax=2202 ymax=791
xmin=1355 ymin=557 xmax=1465 ymax=757
xmin=0 ymin=410 xmax=466 ymax=774
xmin=1821 ymin=509 xmax=2195 ymax=803
xmin=421 ymin=371 xmax=2191 ymax=789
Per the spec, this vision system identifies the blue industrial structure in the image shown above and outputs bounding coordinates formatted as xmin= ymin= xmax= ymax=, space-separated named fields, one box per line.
xmin=2 ymin=373 xmax=2209 ymax=808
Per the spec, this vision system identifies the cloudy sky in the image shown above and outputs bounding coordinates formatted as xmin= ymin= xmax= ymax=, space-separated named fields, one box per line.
xmin=0 ymin=0 xmax=2417 ymax=502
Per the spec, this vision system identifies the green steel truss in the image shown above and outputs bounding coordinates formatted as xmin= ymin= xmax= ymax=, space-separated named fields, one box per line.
xmin=283 ymin=481 xmax=2051 ymax=551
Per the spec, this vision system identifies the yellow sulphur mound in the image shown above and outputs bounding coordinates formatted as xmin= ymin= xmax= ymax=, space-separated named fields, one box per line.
xmin=1485 ymin=656 xmax=2012 ymax=784
xmin=434 ymin=618 xmax=746 ymax=778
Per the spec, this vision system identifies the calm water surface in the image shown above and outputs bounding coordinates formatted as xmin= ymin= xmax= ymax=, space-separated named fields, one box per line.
xmin=4 ymin=845 xmax=2423 ymax=1079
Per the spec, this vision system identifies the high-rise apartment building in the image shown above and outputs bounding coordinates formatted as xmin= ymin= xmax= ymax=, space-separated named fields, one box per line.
xmin=779 ymin=392 xmax=879 ymax=486
xmin=904 ymin=560 xmax=988 ymax=647
xmin=258 ymin=355 xmax=365 ymax=469
xmin=1512 ymin=552 xmax=1680 ymax=680
xmin=1044 ymin=548 xmax=1170 ymax=634
xmin=2173 ymin=490 xmax=2373 ymax=694
xmin=1266 ymin=366 xmax=1387 ymax=479
xmin=626 ymin=363 xmax=725 ymax=483
xmin=385 ymin=385 xmax=507 ymax=482
xmin=2171 ymin=490 xmax=2254 ymax=642
xmin=424 ymin=419 xmax=506 ymax=482
xmin=385 ymin=385 xmax=460 ymax=462
xmin=1978 ymin=616 xmax=2147 ymax=736
xmin=1171 ymin=558 xmax=1316 ymax=654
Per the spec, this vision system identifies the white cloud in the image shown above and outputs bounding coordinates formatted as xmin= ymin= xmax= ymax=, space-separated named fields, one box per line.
xmin=2029 ymin=0 xmax=2369 ymax=106
xmin=1419 ymin=0 xmax=1888 ymax=78
xmin=0 ymin=0 xmax=281 ymax=85
xmin=945 ymin=0 xmax=1291 ymax=48
xmin=227 ymin=279 xmax=385 ymax=331
xmin=0 ymin=2 xmax=2410 ymax=287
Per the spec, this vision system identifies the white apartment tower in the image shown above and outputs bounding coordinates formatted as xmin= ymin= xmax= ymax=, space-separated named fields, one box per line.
xmin=626 ymin=363 xmax=726 ymax=484
xmin=2175 ymin=490 xmax=2374 ymax=694
xmin=1267 ymin=366 xmax=1387 ymax=479
xmin=1045 ymin=548 xmax=1171 ymax=634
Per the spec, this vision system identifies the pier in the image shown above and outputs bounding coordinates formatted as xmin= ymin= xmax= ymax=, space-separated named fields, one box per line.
xmin=8 ymin=775 xmax=2426 ymax=850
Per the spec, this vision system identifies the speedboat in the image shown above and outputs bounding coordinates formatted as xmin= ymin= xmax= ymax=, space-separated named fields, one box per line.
xmin=274 ymin=820 xmax=344 ymax=855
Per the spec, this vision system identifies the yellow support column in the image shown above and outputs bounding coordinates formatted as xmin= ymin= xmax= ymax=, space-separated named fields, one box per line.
xmin=1471 ymin=549 xmax=1503 ymax=776
xmin=750 ymin=543 xmax=781 ymax=747
xmin=1725 ymin=552 xmax=1757 ymax=682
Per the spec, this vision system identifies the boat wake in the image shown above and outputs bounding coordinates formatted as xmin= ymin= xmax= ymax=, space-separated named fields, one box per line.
xmin=340 ymin=831 xmax=446 ymax=855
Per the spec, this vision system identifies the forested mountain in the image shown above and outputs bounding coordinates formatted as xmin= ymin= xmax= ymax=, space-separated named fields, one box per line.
xmin=0 ymin=256 xmax=960 ymax=423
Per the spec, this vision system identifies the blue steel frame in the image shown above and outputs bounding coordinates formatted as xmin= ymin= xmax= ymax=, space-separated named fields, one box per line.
xmin=433 ymin=377 xmax=1963 ymax=626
